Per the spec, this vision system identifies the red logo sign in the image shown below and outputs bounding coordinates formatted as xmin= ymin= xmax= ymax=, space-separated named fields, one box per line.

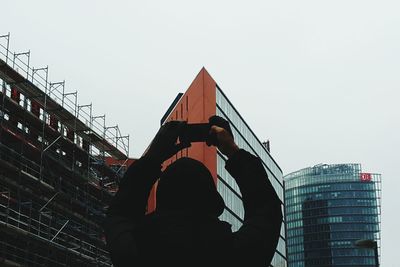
xmin=360 ymin=173 xmax=372 ymax=182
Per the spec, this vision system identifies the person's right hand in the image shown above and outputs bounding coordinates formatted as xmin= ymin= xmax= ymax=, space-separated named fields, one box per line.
xmin=145 ymin=121 xmax=191 ymax=163
xmin=210 ymin=125 xmax=239 ymax=158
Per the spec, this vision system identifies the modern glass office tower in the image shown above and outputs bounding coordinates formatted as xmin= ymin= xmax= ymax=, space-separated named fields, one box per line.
xmin=156 ymin=68 xmax=287 ymax=267
xmin=284 ymin=164 xmax=381 ymax=267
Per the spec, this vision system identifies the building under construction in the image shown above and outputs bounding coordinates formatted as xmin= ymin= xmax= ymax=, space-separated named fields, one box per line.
xmin=0 ymin=33 xmax=132 ymax=266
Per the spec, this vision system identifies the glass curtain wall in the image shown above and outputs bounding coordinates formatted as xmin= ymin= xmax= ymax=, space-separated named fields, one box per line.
xmin=216 ymin=86 xmax=287 ymax=267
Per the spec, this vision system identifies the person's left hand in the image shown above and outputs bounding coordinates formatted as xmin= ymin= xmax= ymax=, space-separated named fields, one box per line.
xmin=145 ymin=121 xmax=191 ymax=163
xmin=209 ymin=125 xmax=239 ymax=158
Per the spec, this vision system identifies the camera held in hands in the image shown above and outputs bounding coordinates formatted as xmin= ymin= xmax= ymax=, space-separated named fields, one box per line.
xmin=177 ymin=115 xmax=234 ymax=146
xmin=179 ymin=123 xmax=215 ymax=145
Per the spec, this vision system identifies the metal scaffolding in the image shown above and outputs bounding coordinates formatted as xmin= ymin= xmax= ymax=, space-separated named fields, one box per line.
xmin=0 ymin=33 xmax=132 ymax=266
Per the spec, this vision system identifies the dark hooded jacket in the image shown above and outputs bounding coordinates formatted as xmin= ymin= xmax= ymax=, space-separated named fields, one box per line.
xmin=104 ymin=149 xmax=282 ymax=267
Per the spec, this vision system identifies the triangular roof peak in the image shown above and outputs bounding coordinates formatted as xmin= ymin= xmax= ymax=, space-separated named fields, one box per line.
xmin=194 ymin=67 xmax=216 ymax=85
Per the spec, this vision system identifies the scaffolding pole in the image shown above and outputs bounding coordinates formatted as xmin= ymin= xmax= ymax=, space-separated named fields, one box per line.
xmin=0 ymin=190 xmax=10 ymax=225
xmin=51 ymin=219 xmax=70 ymax=242
xmin=0 ymin=33 xmax=10 ymax=64
xmin=110 ymin=125 xmax=129 ymax=157
xmin=92 ymin=114 xmax=106 ymax=169
xmin=92 ymin=115 xmax=106 ymax=138
xmin=77 ymin=103 xmax=92 ymax=172
xmin=48 ymin=81 xmax=65 ymax=102
xmin=39 ymin=192 xmax=59 ymax=212
xmin=78 ymin=103 xmax=92 ymax=211
xmin=117 ymin=135 xmax=130 ymax=158
xmin=12 ymin=50 xmax=30 ymax=79
xmin=114 ymin=157 xmax=129 ymax=184
xmin=62 ymin=91 xmax=77 ymax=110
xmin=35 ymin=66 xmax=49 ymax=182
xmin=0 ymin=77 xmax=6 ymax=146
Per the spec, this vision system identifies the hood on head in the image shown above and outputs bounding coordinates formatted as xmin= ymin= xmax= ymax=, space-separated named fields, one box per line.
xmin=156 ymin=157 xmax=225 ymax=217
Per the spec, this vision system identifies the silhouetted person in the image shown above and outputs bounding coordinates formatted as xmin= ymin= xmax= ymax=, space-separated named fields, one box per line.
xmin=104 ymin=116 xmax=282 ymax=267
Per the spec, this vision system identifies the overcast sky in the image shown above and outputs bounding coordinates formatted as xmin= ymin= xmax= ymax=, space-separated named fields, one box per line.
xmin=2 ymin=1 xmax=399 ymax=265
